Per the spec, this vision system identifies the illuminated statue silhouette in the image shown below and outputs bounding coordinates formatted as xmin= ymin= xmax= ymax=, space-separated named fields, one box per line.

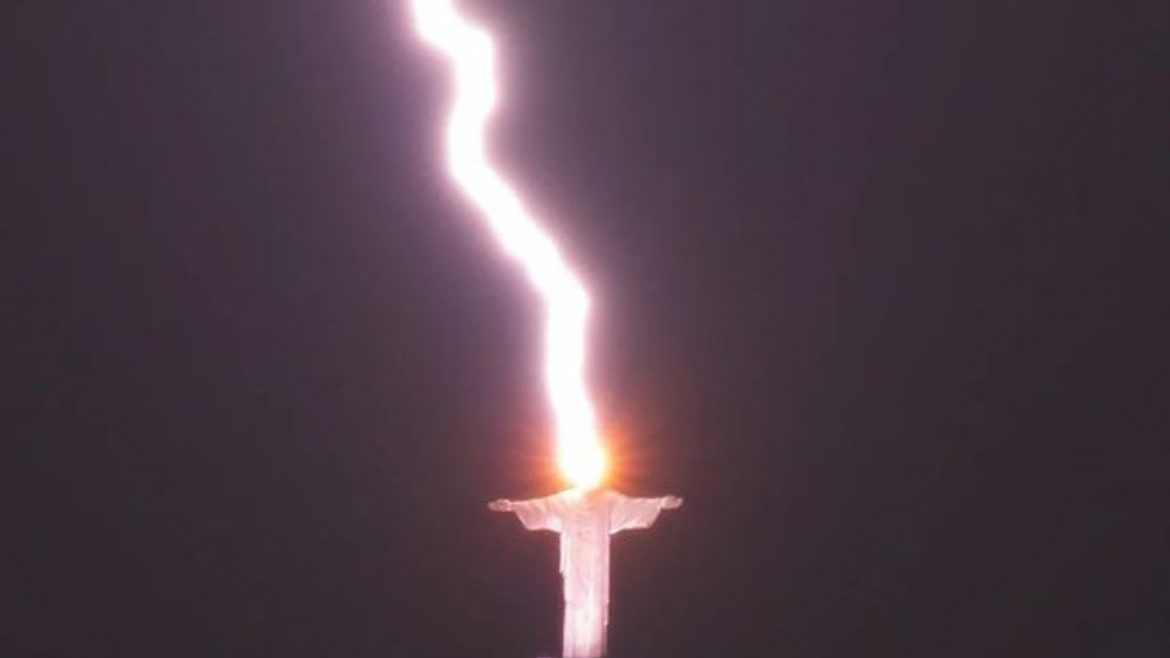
xmin=489 ymin=488 xmax=683 ymax=658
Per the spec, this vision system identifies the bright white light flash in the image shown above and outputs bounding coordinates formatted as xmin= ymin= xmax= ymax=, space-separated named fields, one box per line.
xmin=410 ymin=0 xmax=606 ymax=489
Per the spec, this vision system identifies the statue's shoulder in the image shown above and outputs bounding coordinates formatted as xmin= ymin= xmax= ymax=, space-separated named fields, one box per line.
xmin=549 ymin=488 xmax=581 ymax=507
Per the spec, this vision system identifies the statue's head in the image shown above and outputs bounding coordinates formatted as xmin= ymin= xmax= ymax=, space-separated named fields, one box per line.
xmin=558 ymin=441 xmax=607 ymax=491
xmin=564 ymin=484 xmax=607 ymax=506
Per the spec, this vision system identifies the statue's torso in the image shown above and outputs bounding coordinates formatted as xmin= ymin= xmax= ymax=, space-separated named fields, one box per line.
xmin=555 ymin=491 xmax=615 ymax=604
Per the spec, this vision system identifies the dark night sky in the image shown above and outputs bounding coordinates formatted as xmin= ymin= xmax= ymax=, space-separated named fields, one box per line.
xmin=6 ymin=1 xmax=1168 ymax=656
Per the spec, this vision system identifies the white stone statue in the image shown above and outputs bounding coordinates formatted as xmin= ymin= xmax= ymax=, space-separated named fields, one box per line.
xmin=489 ymin=488 xmax=683 ymax=658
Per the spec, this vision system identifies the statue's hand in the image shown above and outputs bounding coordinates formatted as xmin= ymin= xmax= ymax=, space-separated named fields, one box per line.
xmin=487 ymin=499 xmax=513 ymax=512
xmin=662 ymin=495 xmax=684 ymax=510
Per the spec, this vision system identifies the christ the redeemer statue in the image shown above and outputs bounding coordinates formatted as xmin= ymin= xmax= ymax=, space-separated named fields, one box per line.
xmin=489 ymin=488 xmax=683 ymax=658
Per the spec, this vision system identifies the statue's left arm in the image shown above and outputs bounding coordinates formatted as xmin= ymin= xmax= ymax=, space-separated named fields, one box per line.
xmin=609 ymin=492 xmax=683 ymax=534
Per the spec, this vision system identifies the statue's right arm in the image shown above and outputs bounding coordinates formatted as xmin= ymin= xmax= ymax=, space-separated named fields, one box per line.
xmin=487 ymin=499 xmax=513 ymax=512
xmin=488 ymin=495 xmax=561 ymax=531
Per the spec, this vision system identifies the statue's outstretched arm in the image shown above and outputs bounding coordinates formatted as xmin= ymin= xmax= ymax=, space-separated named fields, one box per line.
xmin=487 ymin=499 xmax=513 ymax=512
xmin=610 ymin=492 xmax=683 ymax=533
xmin=487 ymin=495 xmax=563 ymax=532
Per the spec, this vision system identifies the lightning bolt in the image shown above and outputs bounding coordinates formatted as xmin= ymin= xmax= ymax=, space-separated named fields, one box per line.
xmin=410 ymin=0 xmax=606 ymax=489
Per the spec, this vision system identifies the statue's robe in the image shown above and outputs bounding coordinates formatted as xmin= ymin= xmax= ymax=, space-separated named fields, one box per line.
xmin=508 ymin=489 xmax=671 ymax=658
